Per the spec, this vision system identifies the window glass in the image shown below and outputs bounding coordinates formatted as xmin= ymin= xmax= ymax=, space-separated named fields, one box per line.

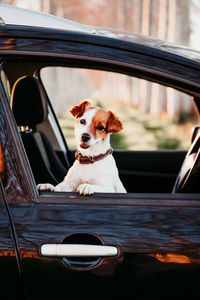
xmin=0 ymin=141 xmax=5 ymax=185
xmin=41 ymin=67 xmax=198 ymax=151
xmin=0 ymin=70 xmax=11 ymax=101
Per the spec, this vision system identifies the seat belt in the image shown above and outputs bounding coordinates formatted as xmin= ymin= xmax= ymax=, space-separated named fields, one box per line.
xmin=33 ymin=131 xmax=51 ymax=170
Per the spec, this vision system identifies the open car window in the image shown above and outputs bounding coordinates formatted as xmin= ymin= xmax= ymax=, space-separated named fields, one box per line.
xmin=4 ymin=64 xmax=199 ymax=196
xmin=40 ymin=67 xmax=198 ymax=152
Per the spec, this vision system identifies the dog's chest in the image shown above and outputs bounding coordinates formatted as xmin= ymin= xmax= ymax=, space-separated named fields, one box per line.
xmin=72 ymin=155 xmax=115 ymax=184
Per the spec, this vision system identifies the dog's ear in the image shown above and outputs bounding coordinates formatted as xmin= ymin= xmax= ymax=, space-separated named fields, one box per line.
xmin=107 ymin=110 xmax=123 ymax=133
xmin=69 ymin=100 xmax=91 ymax=118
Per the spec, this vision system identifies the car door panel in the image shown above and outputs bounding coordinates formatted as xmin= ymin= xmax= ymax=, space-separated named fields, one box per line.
xmin=7 ymin=193 xmax=200 ymax=299
xmin=113 ymin=150 xmax=186 ymax=192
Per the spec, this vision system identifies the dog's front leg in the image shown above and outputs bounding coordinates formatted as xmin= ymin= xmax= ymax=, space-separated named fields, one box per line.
xmin=54 ymin=180 xmax=72 ymax=192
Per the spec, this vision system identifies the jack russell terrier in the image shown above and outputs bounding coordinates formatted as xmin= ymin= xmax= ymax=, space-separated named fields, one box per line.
xmin=37 ymin=100 xmax=127 ymax=195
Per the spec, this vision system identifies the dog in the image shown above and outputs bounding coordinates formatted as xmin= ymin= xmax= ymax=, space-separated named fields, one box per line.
xmin=37 ymin=100 xmax=127 ymax=195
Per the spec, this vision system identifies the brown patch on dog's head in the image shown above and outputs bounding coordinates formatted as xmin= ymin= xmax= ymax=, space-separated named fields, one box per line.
xmin=69 ymin=100 xmax=91 ymax=119
xmin=90 ymin=108 xmax=123 ymax=141
xmin=90 ymin=109 xmax=109 ymax=140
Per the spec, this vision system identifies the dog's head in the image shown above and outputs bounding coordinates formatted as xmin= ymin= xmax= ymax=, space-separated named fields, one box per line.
xmin=69 ymin=100 xmax=123 ymax=150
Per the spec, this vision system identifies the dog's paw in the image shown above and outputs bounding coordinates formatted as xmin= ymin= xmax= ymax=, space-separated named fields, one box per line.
xmin=76 ymin=183 xmax=94 ymax=195
xmin=37 ymin=183 xmax=55 ymax=191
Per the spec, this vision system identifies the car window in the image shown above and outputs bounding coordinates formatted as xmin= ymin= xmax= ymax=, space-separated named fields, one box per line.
xmin=41 ymin=67 xmax=198 ymax=151
xmin=7 ymin=64 xmax=199 ymax=195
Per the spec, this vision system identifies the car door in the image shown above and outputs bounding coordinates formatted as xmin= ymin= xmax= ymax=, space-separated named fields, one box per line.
xmin=1 ymin=31 xmax=200 ymax=299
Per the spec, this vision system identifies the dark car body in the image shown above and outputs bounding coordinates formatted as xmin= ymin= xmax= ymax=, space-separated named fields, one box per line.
xmin=0 ymin=5 xmax=200 ymax=300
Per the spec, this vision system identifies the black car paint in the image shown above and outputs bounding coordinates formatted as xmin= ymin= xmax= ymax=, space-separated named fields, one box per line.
xmin=0 ymin=25 xmax=200 ymax=299
xmin=0 ymin=177 xmax=22 ymax=298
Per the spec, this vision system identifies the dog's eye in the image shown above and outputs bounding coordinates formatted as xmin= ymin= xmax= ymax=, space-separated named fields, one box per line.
xmin=80 ymin=119 xmax=86 ymax=125
xmin=96 ymin=124 xmax=104 ymax=131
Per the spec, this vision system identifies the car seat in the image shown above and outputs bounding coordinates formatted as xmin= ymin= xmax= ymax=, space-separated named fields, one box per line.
xmin=11 ymin=76 xmax=68 ymax=185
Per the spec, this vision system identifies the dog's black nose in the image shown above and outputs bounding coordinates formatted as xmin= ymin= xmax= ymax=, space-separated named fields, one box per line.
xmin=81 ymin=133 xmax=91 ymax=142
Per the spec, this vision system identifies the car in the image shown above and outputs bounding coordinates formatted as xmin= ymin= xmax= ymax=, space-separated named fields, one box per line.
xmin=0 ymin=4 xmax=200 ymax=299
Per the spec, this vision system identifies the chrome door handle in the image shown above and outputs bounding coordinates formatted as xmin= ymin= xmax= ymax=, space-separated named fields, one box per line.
xmin=41 ymin=244 xmax=118 ymax=258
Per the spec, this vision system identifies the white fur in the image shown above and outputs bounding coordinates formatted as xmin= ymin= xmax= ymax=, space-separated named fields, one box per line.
xmin=37 ymin=107 xmax=127 ymax=195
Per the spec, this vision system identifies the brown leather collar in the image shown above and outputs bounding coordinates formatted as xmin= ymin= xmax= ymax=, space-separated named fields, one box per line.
xmin=75 ymin=148 xmax=113 ymax=164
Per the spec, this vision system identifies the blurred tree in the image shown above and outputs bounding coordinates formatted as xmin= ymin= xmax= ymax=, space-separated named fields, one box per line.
xmin=1 ymin=0 xmax=197 ymax=120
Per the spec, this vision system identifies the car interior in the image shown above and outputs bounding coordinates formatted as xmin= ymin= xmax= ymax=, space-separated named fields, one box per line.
xmin=1 ymin=59 xmax=200 ymax=195
xmin=11 ymin=75 xmax=69 ymax=186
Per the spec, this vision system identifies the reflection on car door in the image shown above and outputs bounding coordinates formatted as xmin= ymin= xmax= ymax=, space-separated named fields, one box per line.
xmin=0 ymin=180 xmax=22 ymax=299
xmin=6 ymin=191 xmax=200 ymax=300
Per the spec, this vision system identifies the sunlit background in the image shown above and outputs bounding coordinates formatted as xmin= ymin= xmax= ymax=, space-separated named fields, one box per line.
xmin=1 ymin=0 xmax=200 ymax=150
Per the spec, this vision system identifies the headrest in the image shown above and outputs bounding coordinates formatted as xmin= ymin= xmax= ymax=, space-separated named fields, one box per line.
xmin=11 ymin=76 xmax=47 ymax=127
